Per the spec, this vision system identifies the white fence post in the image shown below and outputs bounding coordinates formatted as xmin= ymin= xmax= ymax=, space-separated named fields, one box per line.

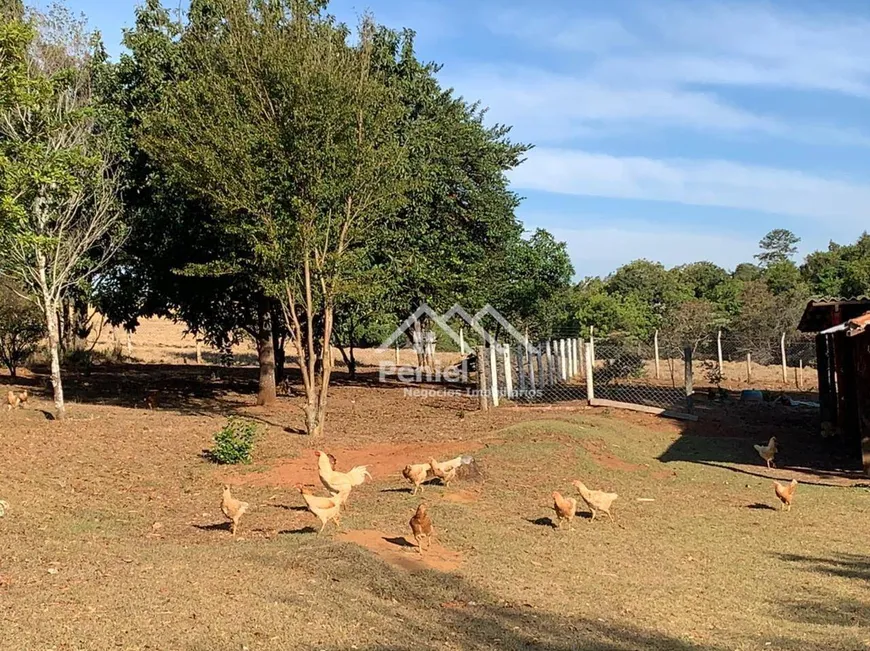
xmin=717 ymin=329 xmax=723 ymax=373
xmin=654 ymin=330 xmax=660 ymax=379
xmin=571 ymin=338 xmax=578 ymax=377
xmin=559 ymin=339 xmax=567 ymax=380
xmin=536 ymin=344 xmax=544 ymax=388
xmin=503 ymin=344 xmax=513 ymax=399
xmin=566 ymin=338 xmax=574 ymax=378
xmin=459 ymin=327 xmax=465 ymax=355
xmin=489 ymin=345 xmax=500 ymax=407
xmin=525 ymin=333 xmax=535 ymax=392
xmin=585 ymin=337 xmax=595 ymax=401
xmin=578 ymin=338 xmax=585 ymax=378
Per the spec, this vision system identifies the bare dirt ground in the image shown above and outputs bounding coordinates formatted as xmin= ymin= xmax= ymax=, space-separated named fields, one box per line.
xmin=0 ymin=318 xmax=867 ymax=650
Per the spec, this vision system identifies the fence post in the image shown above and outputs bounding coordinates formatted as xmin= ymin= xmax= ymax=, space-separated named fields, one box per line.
xmin=717 ymin=329 xmax=723 ymax=372
xmin=585 ymin=337 xmax=595 ymax=402
xmin=459 ymin=327 xmax=465 ymax=356
xmin=489 ymin=345 xmax=500 ymax=407
xmin=684 ymin=347 xmax=694 ymax=413
xmin=546 ymin=340 xmax=555 ymax=386
xmin=476 ymin=345 xmax=488 ymax=411
xmin=196 ymin=339 xmax=203 ymax=365
xmin=556 ymin=339 xmax=564 ymax=380
xmin=562 ymin=339 xmax=569 ymax=380
xmin=654 ymin=330 xmax=660 ymax=379
xmin=746 ymin=352 xmax=752 ymax=382
xmin=573 ymin=339 xmax=580 ymax=376
xmin=126 ymin=331 xmax=133 ymax=354
xmin=503 ymin=344 xmax=514 ymax=399
xmin=578 ymin=338 xmax=586 ymax=378
xmin=536 ymin=344 xmax=544 ymax=389
xmin=566 ymin=338 xmax=574 ymax=378
xmin=525 ymin=333 xmax=536 ymax=392
xmin=780 ymin=332 xmax=787 ymax=383
xmin=589 ymin=326 xmax=595 ymax=371
xmin=395 ymin=342 xmax=400 ymax=367
xmin=798 ymin=359 xmax=804 ymax=390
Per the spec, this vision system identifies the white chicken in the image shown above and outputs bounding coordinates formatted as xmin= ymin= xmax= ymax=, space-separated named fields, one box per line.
xmin=315 ymin=450 xmax=371 ymax=508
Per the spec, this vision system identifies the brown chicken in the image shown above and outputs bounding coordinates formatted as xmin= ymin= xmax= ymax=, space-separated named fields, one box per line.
xmin=572 ymin=480 xmax=618 ymax=522
xmin=409 ymin=503 xmax=433 ymax=552
xmin=774 ymin=479 xmax=798 ymax=511
xmin=295 ymin=484 xmax=343 ymax=534
xmin=402 ymin=463 xmax=432 ymax=495
xmin=220 ymin=485 xmax=249 ymax=537
xmin=754 ymin=437 xmax=777 ymax=468
xmin=552 ymin=491 xmax=578 ymax=530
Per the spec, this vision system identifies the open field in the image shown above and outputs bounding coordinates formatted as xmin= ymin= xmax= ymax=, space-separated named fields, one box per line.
xmin=1 ymin=342 xmax=868 ymax=651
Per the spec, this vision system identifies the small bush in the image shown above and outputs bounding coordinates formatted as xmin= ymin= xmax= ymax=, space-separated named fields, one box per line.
xmin=210 ymin=417 xmax=258 ymax=465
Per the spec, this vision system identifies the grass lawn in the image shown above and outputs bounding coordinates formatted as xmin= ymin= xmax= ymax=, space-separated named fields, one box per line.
xmin=0 ymin=367 xmax=868 ymax=651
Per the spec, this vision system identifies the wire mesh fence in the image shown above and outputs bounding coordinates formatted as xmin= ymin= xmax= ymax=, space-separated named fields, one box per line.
xmin=473 ymin=329 xmax=818 ymax=415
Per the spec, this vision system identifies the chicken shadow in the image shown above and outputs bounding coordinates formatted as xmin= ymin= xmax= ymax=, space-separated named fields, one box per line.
xmin=380 ymin=487 xmax=413 ymax=494
xmin=527 ymin=517 xmax=557 ymax=528
xmin=280 ymin=526 xmax=318 ymax=535
xmin=383 ymin=536 xmax=415 ymax=548
xmin=266 ymin=503 xmax=308 ymax=512
xmin=192 ymin=522 xmax=232 ymax=533
xmin=747 ymin=503 xmax=777 ymax=511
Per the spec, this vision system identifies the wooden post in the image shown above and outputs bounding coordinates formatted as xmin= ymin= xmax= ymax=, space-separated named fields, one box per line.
xmin=717 ymin=329 xmax=724 ymax=372
xmin=654 ymin=330 xmax=660 ymax=379
xmin=489 ymin=345 xmax=500 ymax=407
xmin=476 ymin=345 xmax=488 ymax=411
xmin=395 ymin=342 xmax=400 ymax=367
xmin=780 ymin=332 xmax=787 ymax=383
xmin=546 ymin=340 xmax=555 ymax=386
xmin=196 ymin=339 xmax=203 ymax=365
xmin=515 ymin=347 xmax=525 ymax=394
xmin=684 ymin=347 xmax=694 ymax=413
xmin=459 ymin=327 xmax=465 ymax=355
xmin=589 ymin=326 xmax=595 ymax=373
xmin=585 ymin=338 xmax=595 ymax=401
xmin=746 ymin=352 xmax=752 ymax=382
xmin=126 ymin=331 xmax=132 ymax=354
xmin=798 ymin=359 xmax=804 ymax=390
xmin=578 ymin=338 xmax=586 ymax=378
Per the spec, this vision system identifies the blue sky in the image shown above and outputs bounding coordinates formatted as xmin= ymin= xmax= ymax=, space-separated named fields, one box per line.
xmin=45 ymin=0 xmax=870 ymax=277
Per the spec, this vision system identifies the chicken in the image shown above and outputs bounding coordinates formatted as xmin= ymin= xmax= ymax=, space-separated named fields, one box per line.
xmin=409 ymin=503 xmax=433 ymax=552
xmin=403 ymin=463 xmax=432 ymax=495
xmin=754 ymin=437 xmax=777 ymax=469
xmin=552 ymin=491 xmax=578 ymax=530
xmin=295 ymin=484 xmax=343 ymax=534
xmin=429 ymin=457 xmax=460 ymax=487
xmin=220 ymin=485 xmax=249 ymax=537
xmin=6 ymin=390 xmax=26 ymax=410
xmin=774 ymin=478 xmax=798 ymax=511
xmin=316 ymin=450 xmax=371 ymax=507
xmin=572 ymin=480 xmax=618 ymax=522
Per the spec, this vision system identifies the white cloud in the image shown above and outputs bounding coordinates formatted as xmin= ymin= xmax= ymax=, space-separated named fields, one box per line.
xmin=493 ymin=1 xmax=870 ymax=97
xmin=510 ymin=148 xmax=870 ymax=225
xmin=536 ymin=222 xmax=757 ymax=277
xmin=441 ymin=67 xmax=777 ymax=141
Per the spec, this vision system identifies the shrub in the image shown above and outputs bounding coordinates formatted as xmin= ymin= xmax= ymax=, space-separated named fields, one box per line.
xmin=0 ymin=284 xmax=45 ymax=377
xmin=210 ymin=417 xmax=258 ymax=464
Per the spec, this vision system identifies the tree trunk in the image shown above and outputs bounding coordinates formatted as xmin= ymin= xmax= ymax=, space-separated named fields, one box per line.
xmin=37 ymin=252 xmax=65 ymax=420
xmin=256 ymin=298 xmax=276 ymax=406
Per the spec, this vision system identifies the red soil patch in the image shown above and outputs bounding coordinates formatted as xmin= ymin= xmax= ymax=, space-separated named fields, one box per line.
xmin=337 ymin=529 xmax=463 ymax=572
xmin=580 ymin=438 xmax=644 ymax=472
xmin=225 ymin=441 xmax=484 ymax=488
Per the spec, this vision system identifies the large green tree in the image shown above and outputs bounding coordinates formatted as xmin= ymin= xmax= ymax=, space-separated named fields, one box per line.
xmin=0 ymin=5 xmax=124 ymax=419
xmin=142 ymin=0 xmax=408 ymax=436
